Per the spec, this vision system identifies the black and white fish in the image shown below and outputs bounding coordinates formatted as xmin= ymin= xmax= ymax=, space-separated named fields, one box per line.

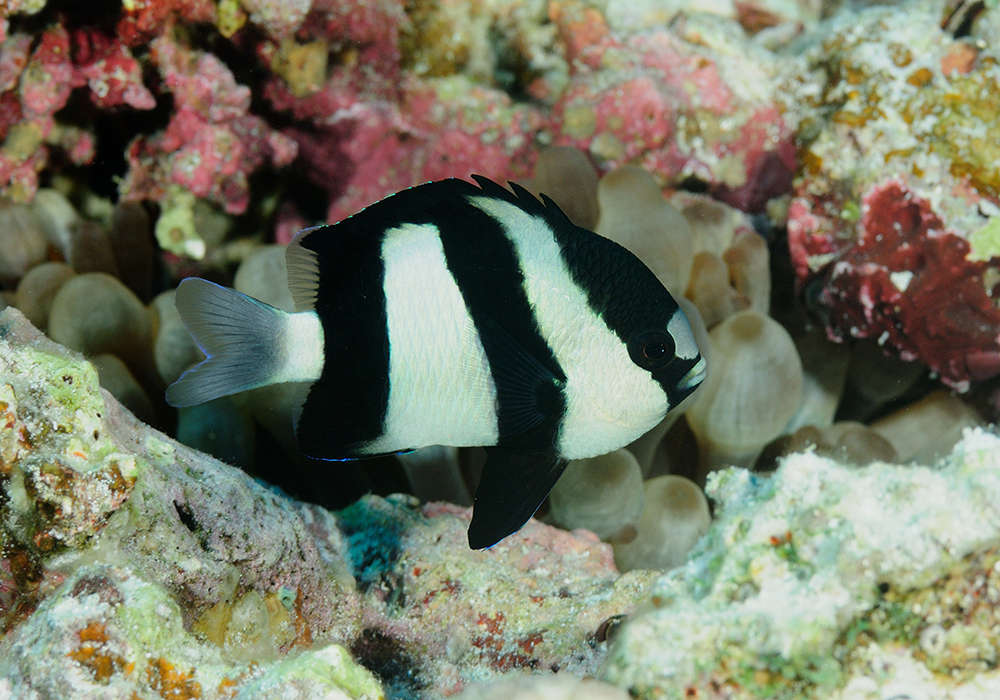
xmin=166 ymin=176 xmax=707 ymax=548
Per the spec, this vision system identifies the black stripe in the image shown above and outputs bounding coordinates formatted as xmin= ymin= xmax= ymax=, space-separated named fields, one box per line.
xmin=467 ymin=177 xmax=683 ymax=346
xmin=434 ymin=188 xmax=567 ymax=449
xmin=295 ymin=220 xmax=390 ymax=458
xmin=479 ymin=178 xmax=703 ymax=405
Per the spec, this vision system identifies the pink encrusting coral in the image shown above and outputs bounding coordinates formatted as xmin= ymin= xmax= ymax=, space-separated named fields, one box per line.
xmin=120 ymin=35 xmax=297 ymax=215
xmin=260 ymin=0 xmax=796 ymax=232
xmin=0 ymin=25 xmax=136 ymax=201
xmin=550 ymin=10 xmax=796 ymax=213
xmin=71 ymin=28 xmax=156 ymax=110
xmin=275 ymin=77 xmax=549 ymax=226
xmin=0 ymin=0 xmax=801 ymax=238
xmin=116 ymin=0 xmax=216 ymax=47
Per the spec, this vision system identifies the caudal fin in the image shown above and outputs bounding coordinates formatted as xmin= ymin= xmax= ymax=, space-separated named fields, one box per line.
xmin=166 ymin=278 xmax=291 ymax=407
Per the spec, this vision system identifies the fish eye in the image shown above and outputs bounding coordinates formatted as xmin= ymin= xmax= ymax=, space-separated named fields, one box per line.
xmin=628 ymin=330 xmax=675 ymax=371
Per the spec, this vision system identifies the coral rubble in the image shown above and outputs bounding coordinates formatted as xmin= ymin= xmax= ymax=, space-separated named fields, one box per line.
xmin=604 ymin=427 xmax=1000 ymax=699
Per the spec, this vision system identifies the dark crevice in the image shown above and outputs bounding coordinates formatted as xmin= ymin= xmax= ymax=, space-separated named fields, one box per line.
xmin=350 ymin=629 xmax=425 ymax=700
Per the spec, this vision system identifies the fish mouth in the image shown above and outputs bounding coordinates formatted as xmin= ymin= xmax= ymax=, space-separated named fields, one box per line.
xmin=677 ymin=357 xmax=707 ymax=392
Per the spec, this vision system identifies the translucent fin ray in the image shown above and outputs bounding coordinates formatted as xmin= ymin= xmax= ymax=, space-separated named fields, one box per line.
xmin=286 ymin=226 xmax=323 ymax=311
xmin=165 ymin=278 xmax=286 ymax=407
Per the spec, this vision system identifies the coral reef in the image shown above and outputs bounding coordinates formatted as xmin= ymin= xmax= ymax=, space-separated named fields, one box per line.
xmin=122 ymin=35 xmax=298 ymax=223
xmin=604 ymin=427 xmax=1000 ymax=698
xmin=550 ymin=4 xmax=796 ymax=213
xmin=1 ymin=0 xmax=999 ymax=695
xmin=786 ymin=0 xmax=1000 ymax=391
xmin=0 ymin=0 xmax=803 ymax=254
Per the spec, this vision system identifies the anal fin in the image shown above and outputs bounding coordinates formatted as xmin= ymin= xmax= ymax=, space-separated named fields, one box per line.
xmin=468 ymin=447 xmax=567 ymax=549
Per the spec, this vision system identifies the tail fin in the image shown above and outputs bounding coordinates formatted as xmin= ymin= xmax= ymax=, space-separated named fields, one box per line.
xmin=166 ymin=278 xmax=291 ymax=407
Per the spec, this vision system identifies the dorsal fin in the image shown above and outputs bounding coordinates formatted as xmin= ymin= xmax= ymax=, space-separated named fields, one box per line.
xmin=286 ymin=225 xmax=324 ymax=311
xmin=470 ymin=174 xmax=513 ymax=200
xmin=469 ymin=174 xmax=570 ymax=222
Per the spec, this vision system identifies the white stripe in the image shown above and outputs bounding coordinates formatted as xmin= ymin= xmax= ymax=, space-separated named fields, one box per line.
xmin=668 ymin=309 xmax=699 ymax=360
xmin=469 ymin=196 xmax=668 ymax=460
xmin=275 ymin=310 xmax=325 ymax=383
xmin=363 ymin=223 xmax=498 ymax=454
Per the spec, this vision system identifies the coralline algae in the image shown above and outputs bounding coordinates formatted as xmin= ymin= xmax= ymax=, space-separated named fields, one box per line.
xmin=786 ymin=0 xmax=1000 ymax=390
xmin=603 ymin=428 xmax=1000 ymax=698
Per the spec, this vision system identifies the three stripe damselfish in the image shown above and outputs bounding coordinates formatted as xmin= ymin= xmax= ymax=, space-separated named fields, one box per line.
xmin=166 ymin=176 xmax=707 ymax=549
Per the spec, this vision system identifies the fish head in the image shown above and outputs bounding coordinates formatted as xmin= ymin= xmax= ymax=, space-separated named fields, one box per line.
xmin=625 ymin=304 xmax=707 ymax=412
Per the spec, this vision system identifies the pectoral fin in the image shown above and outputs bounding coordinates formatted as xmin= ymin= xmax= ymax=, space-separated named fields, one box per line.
xmin=467 ymin=447 xmax=568 ymax=549
xmin=475 ymin=314 xmax=566 ymax=443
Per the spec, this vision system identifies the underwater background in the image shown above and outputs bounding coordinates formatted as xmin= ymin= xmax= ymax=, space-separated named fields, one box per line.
xmin=2 ymin=0 xmax=1000 ymax=697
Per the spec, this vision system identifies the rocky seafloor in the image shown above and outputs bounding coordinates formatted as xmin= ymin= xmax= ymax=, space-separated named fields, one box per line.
xmin=6 ymin=306 xmax=1000 ymax=699
xmin=2 ymin=0 xmax=1000 ymax=697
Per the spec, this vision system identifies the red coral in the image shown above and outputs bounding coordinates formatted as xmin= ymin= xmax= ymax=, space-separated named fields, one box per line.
xmin=275 ymin=70 xmax=546 ymax=222
xmin=549 ymin=0 xmax=615 ymax=68
xmin=811 ymin=181 xmax=1000 ymax=391
xmin=0 ymin=24 xmax=161 ymax=201
xmin=71 ymin=29 xmax=155 ymax=110
xmin=116 ymin=0 xmax=216 ymax=47
xmin=0 ymin=91 xmax=22 ymax=141
xmin=304 ymin=0 xmax=405 ymax=75
xmin=711 ymin=106 xmax=796 ymax=212
xmin=471 ymin=611 xmax=539 ymax=671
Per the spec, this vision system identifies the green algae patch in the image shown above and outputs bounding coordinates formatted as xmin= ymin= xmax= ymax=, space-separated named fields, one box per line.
xmin=155 ymin=188 xmax=206 ymax=260
xmin=837 ymin=546 xmax=1000 ymax=680
xmin=968 ymin=216 xmax=1000 ymax=262
xmin=2 ymin=340 xmax=103 ymax=422
xmin=237 ymin=643 xmax=385 ymax=698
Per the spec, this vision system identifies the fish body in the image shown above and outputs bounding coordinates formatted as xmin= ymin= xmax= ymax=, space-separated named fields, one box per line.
xmin=166 ymin=177 xmax=706 ymax=548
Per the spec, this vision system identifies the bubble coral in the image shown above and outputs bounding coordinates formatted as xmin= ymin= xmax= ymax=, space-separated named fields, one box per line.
xmin=47 ymin=273 xmax=152 ymax=379
xmin=90 ymin=352 xmax=155 ymax=425
xmin=524 ymin=146 xmax=600 ymax=230
xmin=0 ymin=201 xmax=45 ymax=286
xmin=784 ymin=330 xmax=851 ymax=433
xmin=672 ymin=192 xmax=766 ymax=330
xmin=872 ymin=390 xmax=985 ymax=465
xmin=755 ymin=421 xmax=897 ymax=472
xmin=13 ymin=261 xmax=74 ymax=332
xmin=839 ymin=339 xmax=927 ymax=423
xmin=612 ymin=475 xmax=710 ymax=572
xmin=548 ymin=449 xmax=645 ymax=542
xmin=397 ymin=445 xmax=472 ymax=507
xmin=151 ymin=290 xmax=202 ymax=387
xmin=595 ymin=165 xmax=694 ymax=295
xmin=684 ymin=251 xmax=748 ymax=330
xmin=686 ymin=309 xmax=803 ymax=474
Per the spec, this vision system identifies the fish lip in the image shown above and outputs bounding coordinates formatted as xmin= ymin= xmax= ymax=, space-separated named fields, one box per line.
xmin=676 ymin=357 xmax=707 ymax=392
